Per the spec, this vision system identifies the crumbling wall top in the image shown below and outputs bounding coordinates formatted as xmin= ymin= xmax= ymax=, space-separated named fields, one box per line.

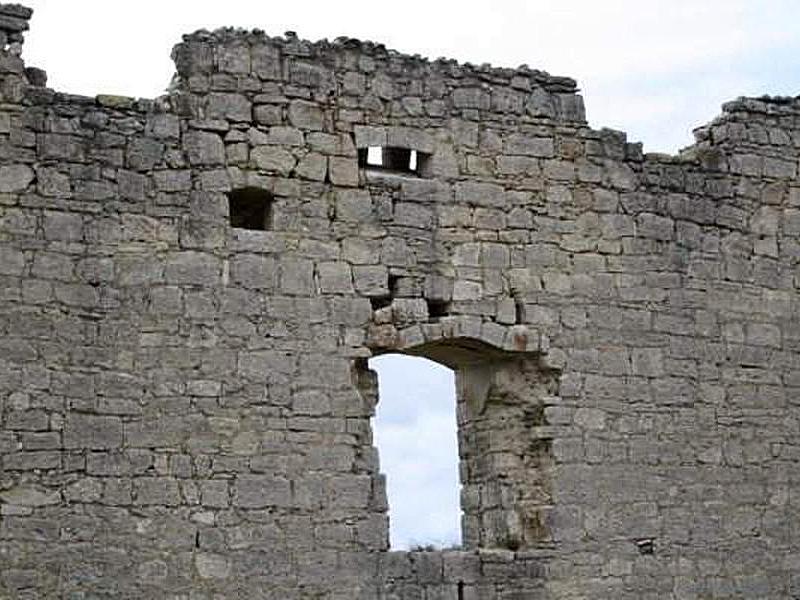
xmin=0 ymin=3 xmax=30 ymax=53
xmin=176 ymin=27 xmax=579 ymax=94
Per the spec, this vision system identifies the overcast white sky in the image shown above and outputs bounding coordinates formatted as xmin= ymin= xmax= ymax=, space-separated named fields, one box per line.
xmin=18 ymin=0 xmax=800 ymax=548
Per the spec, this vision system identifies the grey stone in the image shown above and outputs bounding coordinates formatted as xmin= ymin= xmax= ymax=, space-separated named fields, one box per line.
xmin=2 ymin=13 xmax=799 ymax=600
xmin=0 ymin=247 xmax=25 ymax=275
xmin=0 ymin=486 xmax=60 ymax=507
xmin=266 ymin=126 xmax=304 ymax=146
xmin=253 ymin=104 xmax=282 ymax=125
xmin=353 ymin=125 xmax=386 ymax=148
xmin=195 ymin=553 xmax=231 ymax=579
xmin=328 ymin=156 xmax=358 ymax=186
xmin=317 ymin=261 xmax=353 ymax=293
xmin=229 ymin=254 xmax=278 ymax=290
xmin=234 ymin=475 xmax=291 ymax=508
xmin=0 ymin=164 xmax=33 ymax=192
xmin=184 ymin=130 xmax=225 ymax=165
xmin=288 ymin=100 xmax=324 ymax=130
xmin=64 ymin=415 xmax=123 ymax=449
xmin=127 ymin=137 xmax=164 ymax=170
xmin=251 ymin=145 xmax=296 ymax=175
xmin=294 ymin=152 xmax=327 ymax=181
xmin=207 ymin=92 xmax=252 ymax=121
xmin=504 ymin=134 xmax=554 ymax=157
xmin=453 ymin=87 xmax=490 ymax=110
xmin=164 ymin=251 xmax=220 ymax=284
xmin=353 ymin=265 xmax=389 ymax=296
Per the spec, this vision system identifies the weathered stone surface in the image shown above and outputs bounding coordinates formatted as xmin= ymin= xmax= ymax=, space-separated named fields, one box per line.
xmin=0 ymin=163 xmax=32 ymax=191
xmin=195 ymin=553 xmax=231 ymax=579
xmin=184 ymin=130 xmax=225 ymax=165
xmin=63 ymin=415 xmax=123 ymax=449
xmin=251 ymin=145 xmax=296 ymax=174
xmin=0 ymin=486 xmax=60 ymax=507
xmin=207 ymin=92 xmax=251 ymax=121
xmin=294 ymin=151 xmax=327 ymax=181
xmin=0 ymin=7 xmax=798 ymax=600
xmin=287 ymin=100 xmax=324 ymax=130
xmin=328 ymin=156 xmax=358 ymax=186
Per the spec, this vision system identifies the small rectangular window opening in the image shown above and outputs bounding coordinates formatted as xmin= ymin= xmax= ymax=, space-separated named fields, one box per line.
xmin=358 ymin=146 xmax=428 ymax=175
xmin=228 ymin=187 xmax=273 ymax=231
xmin=427 ymin=299 xmax=451 ymax=319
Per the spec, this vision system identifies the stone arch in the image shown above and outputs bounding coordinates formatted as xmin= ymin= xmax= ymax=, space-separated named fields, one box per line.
xmin=363 ymin=322 xmax=564 ymax=550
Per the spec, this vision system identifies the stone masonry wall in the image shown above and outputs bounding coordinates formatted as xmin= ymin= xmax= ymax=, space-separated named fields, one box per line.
xmin=1 ymin=4 xmax=799 ymax=598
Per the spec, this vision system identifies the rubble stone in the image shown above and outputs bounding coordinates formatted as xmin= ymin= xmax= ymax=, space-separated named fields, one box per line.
xmin=0 ymin=4 xmax=798 ymax=599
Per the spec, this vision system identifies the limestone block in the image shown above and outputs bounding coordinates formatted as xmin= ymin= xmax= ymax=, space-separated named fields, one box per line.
xmin=253 ymin=104 xmax=282 ymax=125
xmin=288 ymin=100 xmax=325 ymax=130
xmin=251 ymin=145 xmax=296 ymax=175
xmin=342 ymin=239 xmax=378 ymax=265
xmin=353 ymin=125 xmax=386 ymax=148
xmin=266 ymin=126 xmax=304 ymax=146
xmin=135 ymin=478 xmax=181 ymax=505
xmin=394 ymin=202 xmax=434 ymax=229
xmin=329 ymin=156 xmax=358 ymax=186
xmin=574 ymin=408 xmax=606 ymax=431
xmin=453 ymin=87 xmax=490 ymax=110
xmin=229 ymin=254 xmax=278 ymax=290
xmin=146 ymin=114 xmax=181 ymax=139
xmin=206 ymin=92 xmax=252 ymax=122
xmin=0 ymin=486 xmax=60 ymax=507
xmin=64 ymin=415 xmax=123 ymax=449
xmin=353 ymin=265 xmax=388 ymax=295
xmin=504 ymin=134 xmax=554 ymax=158
xmin=0 ymin=247 xmax=25 ymax=275
xmin=234 ymin=475 xmax=291 ymax=508
xmin=195 ymin=553 xmax=231 ymax=579
xmin=526 ymin=88 xmax=556 ymax=118
xmin=200 ymin=480 xmax=230 ymax=508
xmin=279 ymin=257 xmax=315 ymax=295
xmin=455 ymin=181 xmax=505 ymax=208
xmin=0 ymin=164 xmax=33 ymax=192
xmin=387 ymin=127 xmax=435 ymax=153
xmin=154 ymin=169 xmax=192 ymax=191
xmin=294 ymin=152 xmax=327 ymax=181
xmin=184 ymin=130 xmax=225 ymax=166
xmin=318 ymin=261 xmax=353 ymax=294
xmin=251 ymin=44 xmax=281 ymax=79
xmin=164 ymin=251 xmax=220 ymax=285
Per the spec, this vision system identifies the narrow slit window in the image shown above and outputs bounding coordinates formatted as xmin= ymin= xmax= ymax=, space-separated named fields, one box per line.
xmin=369 ymin=353 xmax=461 ymax=550
xmin=358 ymin=146 xmax=429 ymax=176
xmin=227 ymin=187 xmax=273 ymax=230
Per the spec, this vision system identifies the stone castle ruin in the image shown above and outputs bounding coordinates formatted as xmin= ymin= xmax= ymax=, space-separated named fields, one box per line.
xmin=1 ymin=4 xmax=799 ymax=598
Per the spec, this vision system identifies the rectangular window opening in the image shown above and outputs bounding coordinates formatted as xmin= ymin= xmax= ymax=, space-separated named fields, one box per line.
xmin=427 ymin=299 xmax=451 ymax=319
xmin=228 ymin=187 xmax=273 ymax=231
xmin=358 ymin=146 xmax=429 ymax=176
xmin=368 ymin=353 xmax=461 ymax=551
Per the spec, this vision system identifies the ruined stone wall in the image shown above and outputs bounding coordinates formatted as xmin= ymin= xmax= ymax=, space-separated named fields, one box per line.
xmin=0 ymin=4 xmax=799 ymax=598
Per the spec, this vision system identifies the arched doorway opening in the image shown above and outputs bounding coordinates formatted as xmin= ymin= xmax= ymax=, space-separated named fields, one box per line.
xmin=369 ymin=353 xmax=460 ymax=550
xmin=360 ymin=332 xmax=561 ymax=552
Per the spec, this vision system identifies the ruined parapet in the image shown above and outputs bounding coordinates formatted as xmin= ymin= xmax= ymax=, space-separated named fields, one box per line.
xmin=0 ymin=4 xmax=44 ymax=98
xmin=170 ymin=28 xmax=586 ymax=122
xmin=1 ymin=3 xmax=799 ymax=599
xmin=0 ymin=3 xmax=30 ymax=52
